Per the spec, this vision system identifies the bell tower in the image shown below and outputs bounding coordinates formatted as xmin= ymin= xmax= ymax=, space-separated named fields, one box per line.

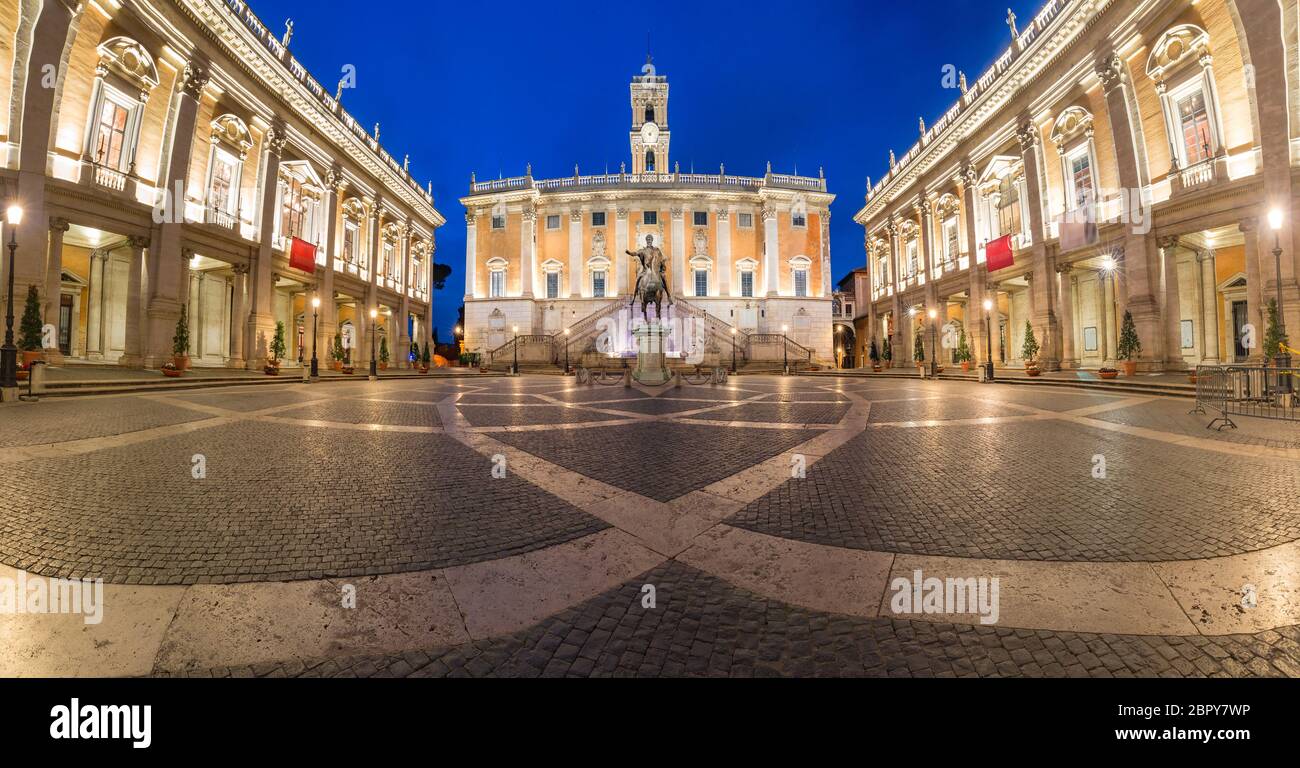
xmin=630 ymin=55 xmax=669 ymax=175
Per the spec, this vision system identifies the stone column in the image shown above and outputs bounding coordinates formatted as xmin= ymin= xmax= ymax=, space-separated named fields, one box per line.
xmin=568 ymin=209 xmax=582 ymax=298
xmin=519 ymin=205 xmax=535 ymax=299
xmin=85 ymin=250 xmax=106 ymax=360
xmin=762 ymin=204 xmax=779 ymax=296
xmin=670 ymin=206 xmax=686 ymax=296
xmin=1240 ymin=219 xmax=1266 ymax=362
xmin=1198 ymin=249 xmax=1219 ymax=363
xmin=362 ymin=204 xmax=382 ymax=366
xmin=1018 ymin=120 xmax=1060 ymax=370
xmin=318 ymin=169 xmax=341 ymax=360
xmin=1057 ymin=264 xmax=1077 ymax=368
xmin=42 ymin=217 xmax=70 ymax=363
xmin=1097 ymin=52 xmax=1164 ymax=370
xmin=464 ymin=210 xmax=477 ymax=299
xmin=820 ymin=210 xmax=832 ymax=297
xmin=614 ymin=207 xmax=629 ymax=295
xmin=119 ymin=236 xmax=149 ymax=366
xmin=887 ymin=219 xmax=905 ymax=363
xmin=398 ymin=225 xmax=412 ymax=367
xmin=717 ymin=208 xmax=732 ymax=297
xmin=1099 ymin=271 xmax=1114 ymax=365
xmin=246 ymin=120 xmax=286 ymax=368
xmin=1159 ymin=237 xmax=1185 ymax=370
xmin=228 ymin=264 xmax=248 ymax=367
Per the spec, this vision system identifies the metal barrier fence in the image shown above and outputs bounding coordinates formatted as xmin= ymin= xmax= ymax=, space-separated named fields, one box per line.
xmin=1192 ymin=365 xmax=1300 ymax=430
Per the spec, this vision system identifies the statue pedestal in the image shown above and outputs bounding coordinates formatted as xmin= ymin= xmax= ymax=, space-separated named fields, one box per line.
xmin=633 ymin=323 xmax=671 ymax=385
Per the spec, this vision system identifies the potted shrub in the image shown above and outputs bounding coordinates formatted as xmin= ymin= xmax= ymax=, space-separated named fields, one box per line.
xmin=1098 ymin=367 xmax=1119 ymax=380
xmin=378 ymin=336 xmax=389 ymax=371
xmin=161 ymin=362 xmax=183 ymax=378
xmin=172 ymin=305 xmax=191 ymax=371
xmin=882 ymin=337 xmax=892 ymax=369
xmin=331 ymin=332 xmax=344 ymax=371
xmin=410 ymin=341 xmax=420 ymax=369
xmin=1116 ymin=310 xmax=1141 ymax=377
xmin=1263 ymin=298 xmax=1288 ymax=365
xmin=1022 ymin=321 xmax=1041 ymax=376
xmin=914 ymin=332 xmax=925 ymax=373
xmin=868 ymin=339 xmax=881 ymax=372
xmin=420 ymin=344 xmax=431 ymax=373
xmin=266 ymin=320 xmax=286 ymax=375
xmin=955 ymin=329 xmax=972 ymax=372
xmin=18 ymin=285 xmax=44 ymax=368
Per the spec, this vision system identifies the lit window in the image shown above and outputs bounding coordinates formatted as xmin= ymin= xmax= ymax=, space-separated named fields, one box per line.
xmin=546 ymin=272 xmax=559 ymax=299
xmin=645 ymin=150 xmax=656 ymax=172
xmin=943 ymin=218 xmax=960 ymax=263
xmin=343 ymin=222 xmax=359 ymax=263
xmin=997 ymin=176 xmax=1022 ymax=238
xmin=592 ymin=270 xmax=606 ymax=298
xmin=1068 ymin=150 xmax=1094 ymax=211
xmin=694 ymin=269 xmax=708 ymax=297
xmin=740 ymin=270 xmax=754 ymax=298
xmin=490 ymin=270 xmax=505 ymax=298
xmin=208 ymin=149 xmax=239 ymax=214
xmin=1177 ymin=89 xmax=1213 ymax=166
xmin=279 ymin=177 xmax=317 ymax=243
xmin=93 ymin=98 xmax=131 ymax=169
xmin=793 ymin=269 xmax=808 ymax=297
xmin=906 ymin=240 xmax=919 ymax=276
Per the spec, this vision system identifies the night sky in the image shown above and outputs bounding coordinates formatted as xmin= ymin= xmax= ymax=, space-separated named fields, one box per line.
xmin=250 ymin=0 xmax=1038 ymax=337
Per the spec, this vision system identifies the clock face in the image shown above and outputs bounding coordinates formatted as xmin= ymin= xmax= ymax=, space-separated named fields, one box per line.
xmin=640 ymin=121 xmax=659 ymax=146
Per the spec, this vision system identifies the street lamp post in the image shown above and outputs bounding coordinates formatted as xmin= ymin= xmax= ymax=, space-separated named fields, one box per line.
xmin=1269 ymin=209 xmax=1290 ymax=387
xmin=368 ymin=307 xmax=378 ymax=380
xmin=730 ymin=327 xmax=738 ymax=373
xmin=927 ymin=307 xmax=938 ymax=379
xmin=512 ymin=325 xmax=519 ymax=375
xmin=1 ymin=204 xmax=23 ymax=391
xmin=563 ymin=327 xmax=570 ymax=373
xmin=781 ymin=324 xmax=789 ymax=375
xmin=982 ymin=298 xmax=995 ymax=382
xmin=310 ymin=296 xmax=320 ymax=381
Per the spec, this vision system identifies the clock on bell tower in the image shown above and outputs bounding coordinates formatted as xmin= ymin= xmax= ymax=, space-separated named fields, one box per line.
xmin=630 ymin=55 xmax=669 ymax=175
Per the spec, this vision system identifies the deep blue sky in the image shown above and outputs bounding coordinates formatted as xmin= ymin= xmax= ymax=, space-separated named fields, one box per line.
xmin=252 ymin=0 xmax=1038 ymax=338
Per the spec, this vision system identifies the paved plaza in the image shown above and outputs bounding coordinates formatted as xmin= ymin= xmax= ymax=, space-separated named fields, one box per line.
xmin=2 ymin=374 xmax=1299 ymax=677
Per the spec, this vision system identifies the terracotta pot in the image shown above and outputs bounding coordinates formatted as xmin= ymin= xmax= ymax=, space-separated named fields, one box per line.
xmin=162 ymin=367 xmax=183 ymax=378
xmin=961 ymin=361 xmax=971 ymax=372
xmin=16 ymin=369 xmax=28 ymax=381
xmin=332 ymin=360 xmax=342 ymax=371
xmin=21 ymin=350 xmax=44 ymax=367
xmin=173 ymin=354 xmax=190 ymax=371
xmin=1099 ymin=369 xmax=1119 ymax=380
xmin=419 ymin=366 xmax=429 ymax=374
xmin=264 ymin=361 xmax=280 ymax=376
xmin=1025 ymin=366 xmax=1041 ymax=377
xmin=379 ymin=362 xmax=388 ymax=371
xmin=872 ymin=365 xmax=882 ymax=372
xmin=1121 ymin=361 xmax=1137 ymax=377
xmin=341 ymin=366 xmax=354 ymax=375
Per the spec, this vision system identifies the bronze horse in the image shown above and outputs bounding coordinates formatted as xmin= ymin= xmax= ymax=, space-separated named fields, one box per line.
xmin=627 ymin=235 xmax=673 ymax=322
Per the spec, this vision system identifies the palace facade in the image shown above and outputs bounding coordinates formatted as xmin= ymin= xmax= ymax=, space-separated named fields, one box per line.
xmin=460 ymin=63 xmax=835 ymax=365
xmin=0 ymin=0 xmax=443 ymax=371
xmin=854 ymin=0 xmax=1299 ymax=372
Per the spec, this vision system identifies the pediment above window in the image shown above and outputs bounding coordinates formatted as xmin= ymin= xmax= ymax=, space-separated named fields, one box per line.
xmin=96 ymin=36 xmax=159 ymax=92
xmin=1146 ymin=24 xmax=1211 ymax=84
xmin=210 ymin=114 xmax=253 ymax=159
xmin=1050 ymin=106 xmax=1094 ymax=147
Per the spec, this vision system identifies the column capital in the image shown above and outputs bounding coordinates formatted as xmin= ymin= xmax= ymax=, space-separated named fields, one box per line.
xmin=1157 ymin=235 xmax=1180 ymax=250
xmin=265 ymin=121 xmax=288 ymax=157
xmin=232 ymin=263 xmax=250 ymax=276
xmin=49 ymin=217 xmax=70 ymax=233
xmin=182 ymin=61 xmax=211 ymax=99
xmin=1094 ymin=52 xmax=1126 ymax=93
xmin=1016 ymin=122 xmax=1040 ymax=152
xmin=127 ymin=234 xmax=150 ymax=250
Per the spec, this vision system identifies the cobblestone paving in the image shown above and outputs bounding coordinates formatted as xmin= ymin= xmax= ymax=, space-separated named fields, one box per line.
xmin=274 ymin=399 xmax=443 ymax=428
xmin=1092 ymin=398 xmax=1300 ymax=449
xmin=728 ymin=418 xmax=1300 ymax=561
xmin=0 ymin=396 xmax=208 ymax=445
xmin=692 ymin=401 xmax=852 ymax=424
xmin=867 ymin=397 xmax=1025 ymax=423
xmin=0 ymin=421 xmax=605 ymax=584
xmin=170 ymin=562 xmax=1300 ymax=678
xmin=167 ymin=388 xmax=329 ymax=413
xmin=492 ymin=422 xmax=821 ymax=501
xmin=458 ymin=404 xmax=623 ymax=427
xmin=596 ymin=398 xmax=730 ymax=415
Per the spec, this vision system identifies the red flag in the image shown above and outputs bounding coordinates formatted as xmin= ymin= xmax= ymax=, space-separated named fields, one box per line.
xmin=289 ymin=237 xmax=317 ymax=273
xmin=986 ymin=234 xmax=1014 ymax=272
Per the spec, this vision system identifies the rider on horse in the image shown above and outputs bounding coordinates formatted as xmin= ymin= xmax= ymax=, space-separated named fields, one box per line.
xmin=627 ymin=234 xmax=673 ymax=319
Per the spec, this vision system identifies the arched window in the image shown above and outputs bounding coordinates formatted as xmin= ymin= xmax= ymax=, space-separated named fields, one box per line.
xmin=645 ymin=104 xmax=655 ymax=124
xmin=645 ymin=150 xmax=656 ymax=172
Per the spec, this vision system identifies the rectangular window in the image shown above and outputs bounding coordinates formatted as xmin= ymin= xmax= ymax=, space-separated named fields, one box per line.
xmin=382 ymin=244 xmax=395 ymax=277
xmin=944 ymin=218 xmax=960 ymax=263
xmin=591 ymin=211 xmax=606 ymax=227
xmin=343 ymin=223 xmax=359 ymax=263
xmin=694 ymin=269 xmax=708 ymax=297
xmin=93 ymin=98 xmax=131 ymax=169
xmin=792 ymin=211 xmax=807 ymax=227
xmin=906 ymin=241 xmax=919 ymax=276
xmin=740 ymin=271 xmax=754 ymax=298
xmin=490 ymin=270 xmax=505 ymax=298
xmin=643 ymin=210 xmax=658 ymax=225
xmin=794 ymin=269 xmax=808 ymax=297
xmin=693 ymin=211 xmax=708 ymax=226
xmin=1069 ymin=151 xmax=1094 ymax=210
xmin=209 ymin=151 xmax=237 ymax=214
xmin=1177 ymin=90 xmax=1213 ymax=166
xmin=737 ymin=213 xmax=754 ymax=228
xmin=491 ymin=214 xmax=506 ymax=229
xmin=546 ymin=214 xmax=561 ymax=230
xmin=592 ymin=270 xmax=606 ymax=298
xmin=546 ymin=272 xmax=559 ymax=299
xmin=998 ymin=178 xmax=1022 ymax=238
